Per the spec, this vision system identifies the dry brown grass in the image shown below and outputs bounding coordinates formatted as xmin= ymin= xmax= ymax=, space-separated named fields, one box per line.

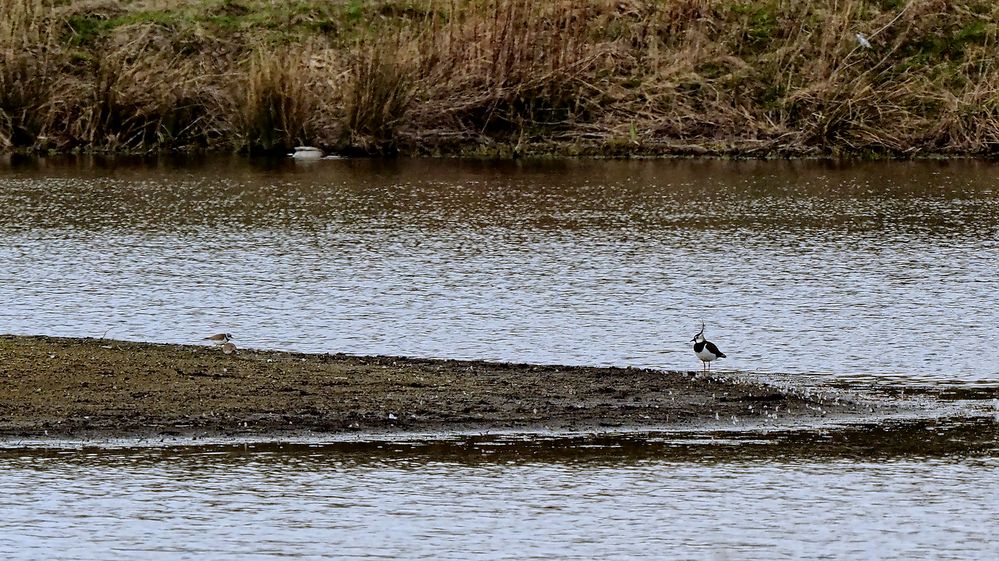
xmin=344 ymin=35 xmax=417 ymax=153
xmin=65 ymin=25 xmax=219 ymax=151
xmin=238 ymin=46 xmax=316 ymax=152
xmin=401 ymin=0 xmax=606 ymax=153
xmin=1 ymin=0 xmax=998 ymax=156
xmin=0 ymin=0 xmax=58 ymax=149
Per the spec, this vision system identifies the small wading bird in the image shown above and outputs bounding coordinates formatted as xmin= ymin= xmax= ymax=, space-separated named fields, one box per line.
xmin=290 ymin=146 xmax=342 ymax=160
xmin=221 ymin=341 xmax=238 ymax=355
xmin=290 ymin=146 xmax=324 ymax=160
xmin=203 ymin=333 xmax=233 ymax=346
xmin=691 ymin=322 xmax=726 ymax=372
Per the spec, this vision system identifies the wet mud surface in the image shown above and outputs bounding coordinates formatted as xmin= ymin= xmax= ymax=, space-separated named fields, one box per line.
xmin=1 ymin=335 xmax=899 ymax=441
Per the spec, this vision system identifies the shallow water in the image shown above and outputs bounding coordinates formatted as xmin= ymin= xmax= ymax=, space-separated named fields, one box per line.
xmin=2 ymin=155 xmax=998 ymax=559
xmin=1 ymin=419 xmax=997 ymax=561
xmin=1 ymin=156 xmax=997 ymax=385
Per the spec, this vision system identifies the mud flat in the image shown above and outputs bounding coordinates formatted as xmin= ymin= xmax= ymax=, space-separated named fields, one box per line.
xmin=0 ymin=335 xmax=895 ymax=441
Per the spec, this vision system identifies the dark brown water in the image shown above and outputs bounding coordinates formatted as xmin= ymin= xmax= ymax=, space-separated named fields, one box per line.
xmin=1 ymin=156 xmax=997 ymax=383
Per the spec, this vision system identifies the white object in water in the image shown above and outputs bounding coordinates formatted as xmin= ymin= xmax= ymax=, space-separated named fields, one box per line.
xmin=855 ymin=32 xmax=872 ymax=49
xmin=290 ymin=146 xmax=324 ymax=159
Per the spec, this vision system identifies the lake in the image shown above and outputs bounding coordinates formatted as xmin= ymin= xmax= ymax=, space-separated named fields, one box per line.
xmin=1 ymin=422 xmax=997 ymax=560
xmin=1 ymin=156 xmax=997 ymax=383
xmin=1 ymin=155 xmax=997 ymax=559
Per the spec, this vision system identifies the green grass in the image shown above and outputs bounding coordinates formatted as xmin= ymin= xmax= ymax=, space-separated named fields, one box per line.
xmin=66 ymin=11 xmax=185 ymax=46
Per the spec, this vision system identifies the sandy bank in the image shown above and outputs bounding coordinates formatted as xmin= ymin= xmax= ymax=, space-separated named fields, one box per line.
xmin=0 ymin=335 xmax=886 ymax=440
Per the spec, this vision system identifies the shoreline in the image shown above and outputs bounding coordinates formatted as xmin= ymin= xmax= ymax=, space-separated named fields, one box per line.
xmin=3 ymin=2 xmax=998 ymax=159
xmin=0 ymin=335 xmax=895 ymax=441
xmin=4 ymin=145 xmax=997 ymax=161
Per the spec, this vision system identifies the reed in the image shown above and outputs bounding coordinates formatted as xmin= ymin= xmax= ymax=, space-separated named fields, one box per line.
xmin=426 ymin=1 xmax=596 ymax=128
xmin=1 ymin=0 xmax=998 ymax=157
xmin=238 ymin=46 xmax=315 ymax=152
xmin=70 ymin=26 xmax=217 ymax=151
xmin=344 ymin=35 xmax=417 ymax=153
xmin=0 ymin=0 xmax=58 ymax=149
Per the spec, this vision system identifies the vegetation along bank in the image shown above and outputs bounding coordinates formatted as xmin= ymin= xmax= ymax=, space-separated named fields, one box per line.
xmin=2 ymin=0 xmax=999 ymax=158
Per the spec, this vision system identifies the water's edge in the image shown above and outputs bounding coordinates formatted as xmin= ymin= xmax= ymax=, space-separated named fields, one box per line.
xmin=3 ymin=335 xmax=995 ymax=456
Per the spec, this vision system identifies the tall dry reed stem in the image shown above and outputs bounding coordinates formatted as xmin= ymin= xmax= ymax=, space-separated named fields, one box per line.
xmin=52 ymin=24 xmax=218 ymax=151
xmin=410 ymin=0 xmax=602 ymax=140
xmin=0 ymin=0 xmax=59 ymax=149
xmin=344 ymin=36 xmax=417 ymax=152
xmin=0 ymin=0 xmax=49 ymax=47
xmin=239 ymin=47 xmax=314 ymax=152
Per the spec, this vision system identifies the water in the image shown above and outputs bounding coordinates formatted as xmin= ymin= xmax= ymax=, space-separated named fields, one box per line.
xmin=1 ymin=156 xmax=998 ymax=559
xmin=2 ymin=422 xmax=998 ymax=560
xmin=1 ymin=156 xmax=997 ymax=383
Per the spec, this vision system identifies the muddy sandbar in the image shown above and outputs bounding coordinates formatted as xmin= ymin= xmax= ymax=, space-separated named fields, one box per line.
xmin=0 ymin=335 xmax=885 ymax=441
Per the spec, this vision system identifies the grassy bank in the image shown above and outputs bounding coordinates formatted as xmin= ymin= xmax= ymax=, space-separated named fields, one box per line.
xmin=2 ymin=0 xmax=998 ymax=158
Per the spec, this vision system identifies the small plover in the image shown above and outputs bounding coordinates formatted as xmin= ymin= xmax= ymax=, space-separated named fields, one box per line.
xmin=221 ymin=342 xmax=238 ymax=355
xmin=691 ymin=322 xmax=726 ymax=372
xmin=203 ymin=333 xmax=233 ymax=345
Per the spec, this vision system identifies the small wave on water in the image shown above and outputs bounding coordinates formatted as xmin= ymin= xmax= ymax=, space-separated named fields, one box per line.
xmin=1 ymin=414 xmax=996 ymax=561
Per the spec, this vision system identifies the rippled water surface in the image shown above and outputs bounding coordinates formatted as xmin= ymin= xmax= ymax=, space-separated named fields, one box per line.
xmin=2 ymin=423 xmax=998 ymax=561
xmin=2 ymin=156 xmax=998 ymax=383
xmin=2 ymin=156 xmax=998 ymax=559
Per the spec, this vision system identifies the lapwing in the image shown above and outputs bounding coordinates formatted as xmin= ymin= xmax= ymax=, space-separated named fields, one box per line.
xmin=691 ymin=322 xmax=726 ymax=372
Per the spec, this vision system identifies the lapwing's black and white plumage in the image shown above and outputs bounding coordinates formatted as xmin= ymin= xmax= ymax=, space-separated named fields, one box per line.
xmin=691 ymin=323 xmax=725 ymax=372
